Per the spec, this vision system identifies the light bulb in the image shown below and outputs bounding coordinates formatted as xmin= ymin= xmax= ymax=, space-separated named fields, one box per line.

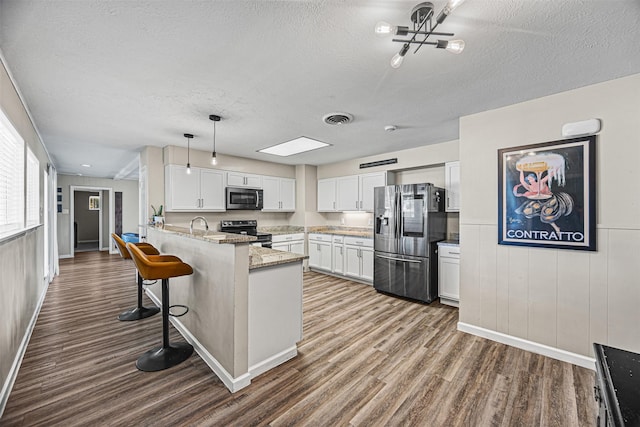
xmin=374 ymin=21 xmax=394 ymax=36
xmin=445 ymin=39 xmax=465 ymax=54
xmin=211 ymin=152 xmax=217 ymax=166
xmin=390 ymin=53 xmax=405 ymax=68
xmin=390 ymin=44 xmax=409 ymax=69
xmin=186 ymin=163 xmax=191 ymax=174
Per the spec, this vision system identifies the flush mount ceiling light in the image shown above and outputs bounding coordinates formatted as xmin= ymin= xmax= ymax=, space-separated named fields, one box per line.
xmin=259 ymin=136 xmax=330 ymax=157
xmin=375 ymin=0 xmax=467 ymax=68
xmin=81 ymin=164 xmax=91 ymax=168
xmin=184 ymin=133 xmax=194 ymax=174
xmin=209 ymin=114 xmax=221 ymax=165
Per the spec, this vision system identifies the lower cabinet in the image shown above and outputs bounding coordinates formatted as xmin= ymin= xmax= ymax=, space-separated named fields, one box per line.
xmin=332 ymin=236 xmax=344 ymax=275
xmin=308 ymin=233 xmax=332 ymax=271
xmin=272 ymin=233 xmax=305 ymax=255
xmin=344 ymin=237 xmax=373 ymax=283
xmin=438 ymin=244 xmax=460 ymax=306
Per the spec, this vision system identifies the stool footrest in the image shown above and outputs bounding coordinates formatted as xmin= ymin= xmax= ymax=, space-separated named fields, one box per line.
xmin=136 ymin=342 xmax=194 ymax=372
xmin=169 ymin=304 xmax=189 ymax=318
xmin=118 ymin=306 xmax=160 ymax=321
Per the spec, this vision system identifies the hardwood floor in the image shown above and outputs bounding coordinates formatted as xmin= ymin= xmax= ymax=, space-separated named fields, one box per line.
xmin=2 ymin=251 xmax=596 ymax=426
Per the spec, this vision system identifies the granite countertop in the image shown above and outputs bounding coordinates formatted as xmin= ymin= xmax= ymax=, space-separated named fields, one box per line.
xmin=258 ymin=225 xmax=305 ymax=236
xmin=438 ymin=240 xmax=460 ymax=246
xmin=249 ymin=246 xmax=308 ymax=270
xmin=307 ymin=226 xmax=373 ymax=238
xmin=152 ymin=225 xmax=257 ymax=245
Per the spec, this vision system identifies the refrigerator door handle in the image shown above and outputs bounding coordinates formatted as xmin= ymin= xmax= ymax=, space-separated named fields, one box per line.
xmin=375 ymin=254 xmax=422 ymax=264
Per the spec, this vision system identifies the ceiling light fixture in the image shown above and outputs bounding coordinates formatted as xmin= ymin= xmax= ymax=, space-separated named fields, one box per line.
xmin=209 ymin=114 xmax=221 ymax=166
xmin=184 ymin=133 xmax=194 ymax=174
xmin=81 ymin=164 xmax=91 ymax=168
xmin=376 ymin=0 xmax=466 ymax=68
xmin=259 ymin=136 xmax=330 ymax=157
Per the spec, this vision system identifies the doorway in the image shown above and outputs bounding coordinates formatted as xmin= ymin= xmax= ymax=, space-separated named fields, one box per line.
xmin=69 ymin=186 xmax=114 ymax=257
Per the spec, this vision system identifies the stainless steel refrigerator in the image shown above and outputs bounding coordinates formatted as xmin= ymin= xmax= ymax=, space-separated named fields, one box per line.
xmin=373 ymin=183 xmax=446 ymax=303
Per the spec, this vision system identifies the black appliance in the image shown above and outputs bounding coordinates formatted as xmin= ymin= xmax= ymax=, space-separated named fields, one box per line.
xmin=373 ymin=183 xmax=446 ymax=303
xmin=226 ymin=187 xmax=263 ymax=210
xmin=593 ymin=343 xmax=640 ymax=426
xmin=220 ymin=220 xmax=272 ymax=248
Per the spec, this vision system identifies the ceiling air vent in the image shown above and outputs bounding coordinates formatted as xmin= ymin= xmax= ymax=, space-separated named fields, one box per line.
xmin=323 ymin=112 xmax=354 ymax=125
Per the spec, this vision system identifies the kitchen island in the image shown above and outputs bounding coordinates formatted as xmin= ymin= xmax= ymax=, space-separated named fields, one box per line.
xmin=145 ymin=225 xmax=306 ymax=392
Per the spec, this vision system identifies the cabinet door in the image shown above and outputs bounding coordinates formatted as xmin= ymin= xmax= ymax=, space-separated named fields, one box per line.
xmin=290 ymin=241 xmax=304 ymax=255
xmin=200 ymin=169 xmax=225 ymax=211
xmin=439 ymin=257 xmax=460 ymax=300
xmin=308 ymin=241 xmax=321 ymax=268
xmin=359 ymin=172 xmax=386 ymax=212
xmin=317 ymin=178 xmax=337 ymax=212
xmin=336 ymin=175 xmax=359 ymax=211
xmin=332 ymin=244 xmax=344 ymax=274
xmin=445 ymin=161 xmax=460 ymax=212
xmin=272 ymin=242 xmax=290 ymax=252
xmin=245 ymin=174 xmax=263 ymax=188
xmin=261 ymin=176 xmax=281 ymax=211
xmin=227 ymin=172 xmax=247 ymax=187
xmin=165 ymin=165 xmax=200 ymax=211
xmin=344 ymin=246 xmax=361 ymax=278
xmin=360 ymin=247 xmax=374 ymax=282
xmin=319 ymin=242 xmax=332 ymax=270
xmin=279 ymin=178 xmax=296 ymax=211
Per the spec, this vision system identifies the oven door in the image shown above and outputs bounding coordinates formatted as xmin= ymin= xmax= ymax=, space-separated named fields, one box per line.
xmin=226 ymin=187 xmax=264 ymax=210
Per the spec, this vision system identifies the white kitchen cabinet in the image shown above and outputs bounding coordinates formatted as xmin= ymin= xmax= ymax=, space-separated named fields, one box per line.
xmin=336 ymin=175 xmax=359 ymax=211
xmin=438 ymin=243 xmax=460 ymax=307
xmin=165 ymin=164 xmax=225 ymax=212
xmin=272 ymin=233 xmax=305 ymax=255
xmin=227 ymin=171 xmax=262 ymax=188
xmin=332 ymin=235 xmax=344 ymax=275
xmin=317 ymin=178 xmax=337 ymax=212
xmin=445 ymin=161 xmax=460 ymax=212
xmin=344 ymin=236 xmax=374 ymax=283
xmin=328 ymin=172 xmax=388 ymax=212
xmin=262 ymin=176 xmax=295 ymax=212
xmin=308 ymin=233 xmax=332 ymax=271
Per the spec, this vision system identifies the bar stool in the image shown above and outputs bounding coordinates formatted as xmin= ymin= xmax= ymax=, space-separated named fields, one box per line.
xmin=127 ymin=243 xmax=194 ymax=372
xmin=111 ymin=233 xmax=161 ymax=321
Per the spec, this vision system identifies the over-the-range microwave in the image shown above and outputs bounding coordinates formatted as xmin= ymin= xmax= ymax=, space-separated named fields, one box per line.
xmin=226 ymin=187 xmax=263 ymax=210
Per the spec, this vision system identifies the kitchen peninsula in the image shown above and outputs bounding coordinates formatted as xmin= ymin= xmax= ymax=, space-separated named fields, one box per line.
xmin=145 ymin=225 xmax=306 ymax=392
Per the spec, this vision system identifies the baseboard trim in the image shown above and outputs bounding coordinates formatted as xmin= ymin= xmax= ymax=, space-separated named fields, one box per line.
xmin=58 ymin=254 xmax=72 ymax=259
xmin=457 ymin=322 xmax=596 ymax=370
xmin=249 ymin=346 xmax=297 ymax=379
xmin=0 ymin=278 xmax=51 ymax=417
xmin=145 ymin=290 xmax=251 ymax=393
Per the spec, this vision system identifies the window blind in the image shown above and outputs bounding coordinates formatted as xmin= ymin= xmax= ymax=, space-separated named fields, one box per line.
xmin=0 ymin=109 xmax=25 ymax=237
xmin=26 ymin=146 xmax=39 ymax=226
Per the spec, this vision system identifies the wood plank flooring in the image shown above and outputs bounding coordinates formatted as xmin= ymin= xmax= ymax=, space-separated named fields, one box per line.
xmin=2 ymin=251 xmax=597 ymax=426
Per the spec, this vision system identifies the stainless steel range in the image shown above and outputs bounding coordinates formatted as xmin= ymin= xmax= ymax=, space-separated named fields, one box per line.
xmin=220 ymin=220 xmax=272 ymax=248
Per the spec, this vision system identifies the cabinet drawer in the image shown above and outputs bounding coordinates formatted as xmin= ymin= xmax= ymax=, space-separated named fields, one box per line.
xmin=344 ymin=236 xmax=373 ymax=247
xmin=332 ymin=235 xmax=344 ymax=244
xmin=272 ymin=233 xmax=304 ymax=243
xmin=309 ymin=233 xmax=331 ymax=242
xmin=438 ymin=245 xmax=460 ymax=258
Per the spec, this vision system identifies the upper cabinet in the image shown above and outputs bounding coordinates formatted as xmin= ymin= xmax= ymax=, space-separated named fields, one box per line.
xmin=165 ymin=164 xmax=225 ymax=212
xmin=262 ymin=176 xmax=296 ymax=212
xmin=227 ymin=171 xmax=262 ymax=188
xmin=318 ymin=172 xmax=389 ymax=212
xmin=445 ymin=161 xmax=460 ymax=212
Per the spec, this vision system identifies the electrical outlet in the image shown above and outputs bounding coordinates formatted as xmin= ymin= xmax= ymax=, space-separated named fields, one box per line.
xmin=340 ymin=218 xmax=345 ymax=225
xmin=368 ymin=218 xmax=373 ymax=226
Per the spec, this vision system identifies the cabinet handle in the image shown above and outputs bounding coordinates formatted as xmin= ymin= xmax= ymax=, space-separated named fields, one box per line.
xmin=359 ymin=201 xmax=362 ymax=209
xmin=333 ymin=201 xmax=336 ymax=210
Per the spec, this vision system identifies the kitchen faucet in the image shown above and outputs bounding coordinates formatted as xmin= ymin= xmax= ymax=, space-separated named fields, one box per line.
xmin=189 ymin=216 xmax=209 ymax=234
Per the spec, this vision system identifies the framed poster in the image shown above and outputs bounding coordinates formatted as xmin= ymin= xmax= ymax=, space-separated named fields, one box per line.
xmin=498 ymin=135 xmax=596 ymax=251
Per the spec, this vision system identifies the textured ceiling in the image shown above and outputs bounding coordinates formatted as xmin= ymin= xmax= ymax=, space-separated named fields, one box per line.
xmin=1 ymin=0 xmax=639 ymax=179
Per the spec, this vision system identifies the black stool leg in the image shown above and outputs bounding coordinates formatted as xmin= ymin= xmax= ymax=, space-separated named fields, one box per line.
xmin=118 ymin=273 xmax=160 ymax=321
xmin=136 ymin=278 xmax=193 ymax=372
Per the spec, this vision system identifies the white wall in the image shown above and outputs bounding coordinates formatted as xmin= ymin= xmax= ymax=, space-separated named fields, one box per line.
xmin=459 ymin=73 xmax=640 ymax=358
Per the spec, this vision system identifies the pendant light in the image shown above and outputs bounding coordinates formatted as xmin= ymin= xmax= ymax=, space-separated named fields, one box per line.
xmin=184 ymin=133 xmax=194 ymax=174
xmin=209 ymin=114 xmax=221 ymax=165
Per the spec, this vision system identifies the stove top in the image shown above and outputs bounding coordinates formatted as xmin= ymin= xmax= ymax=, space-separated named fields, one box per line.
xmin=220 ymin=220 xmax=271 ymax=243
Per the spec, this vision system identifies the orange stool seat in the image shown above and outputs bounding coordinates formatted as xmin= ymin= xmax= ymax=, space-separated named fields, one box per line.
xmin=127 ymin=243 xmax=194 ymax=372
xmin=111 ymin=233 xmax=160 ymax=321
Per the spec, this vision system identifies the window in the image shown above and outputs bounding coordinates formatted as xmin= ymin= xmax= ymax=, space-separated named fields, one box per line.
xmin=88 ymin=195 xmax=100 ymax=210
xmin=0 ymin=108 xmax=24 ymax=237
xmin=26 ymin=146 xmax=40 ymax=226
